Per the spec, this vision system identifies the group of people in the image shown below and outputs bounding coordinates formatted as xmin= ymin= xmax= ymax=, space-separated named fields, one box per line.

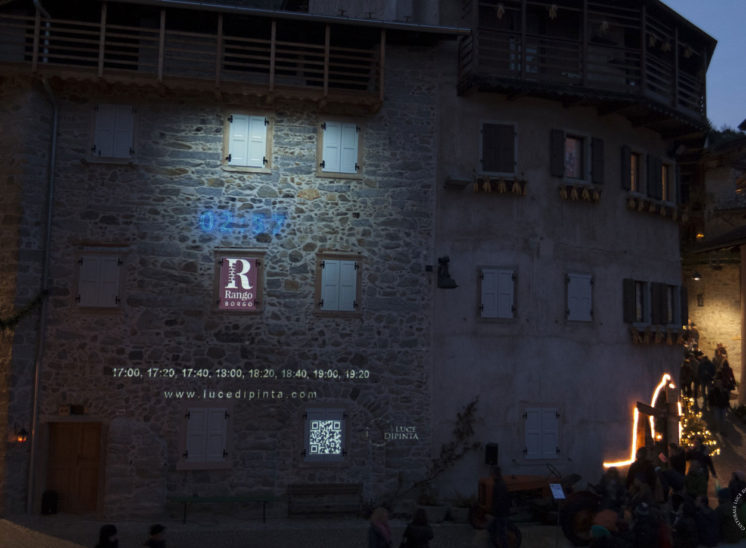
xmin=590 ymin=440 xmax=746 ymax=547
xmin=679 ymin=341 xmax=737 ymax=433
xmin=95 ymin=523 xmax=166 ymax=548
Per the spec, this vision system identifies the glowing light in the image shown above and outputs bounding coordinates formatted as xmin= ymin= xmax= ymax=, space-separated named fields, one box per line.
xmin=603 ymin=373 xmax=675 ymax=469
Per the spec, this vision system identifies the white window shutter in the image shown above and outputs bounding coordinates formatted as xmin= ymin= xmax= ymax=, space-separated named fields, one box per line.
xmin=321 ymin=259 xmax=340 ymax=310
xmin=246 ymin=115 xmax=267 ymax=168
xmin=99 ymin=256 xmax=120 ymax=306
xmin=322 ymin=122 xmax=341 ymax=172
xmin=338 ymin=260 xmax=357 ymax=311
xmin=497 ymin=270 xmax=514 ymax=318
xmin=228 ymin=114 xmax=249 ymax=166
xmin=567 ymin=273 xmax=592 ymax=321
xmin=481 ymin=269 xmax=499 ymax=318
xmin=186 ymin=408 xmax=207 ymax=462
xmin=94 ymin=105 xmax=116 ymax=157
xmin=78 ymin=256 xmax=102 ymax=307
xmin=525 ymin=408 xmax=542 ymax=459
xmin=541 ymin=408 xmax=559 ymax=459
xmin=340 ymin=123 xmax=358 ymax=173
xmin=205 ymin=408 xmax=227 ymax=461
xmin=112 ymin=105 xmax=133 ymax=158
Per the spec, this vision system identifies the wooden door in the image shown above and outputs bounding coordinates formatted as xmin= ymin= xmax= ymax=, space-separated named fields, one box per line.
xmin=46 ymin=422 xmax=101 ymax=513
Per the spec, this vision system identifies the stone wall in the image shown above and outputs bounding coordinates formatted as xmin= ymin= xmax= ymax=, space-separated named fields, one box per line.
xmin=0 ymin=77 xmax=51 ymax=514
xmin=19 ymin=44 xmax=445 ymax=516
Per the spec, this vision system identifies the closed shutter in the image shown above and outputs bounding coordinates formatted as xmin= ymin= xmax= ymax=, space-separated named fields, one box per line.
xmin=525 ymin=408 xmax=559 ymax=459
xmin=78 ymin=255 xmax=120 ymax=307
xmin=94 ymin=105 xmax=133 ymax=159
xmin=322 ymin=122 xmax=342 ymax=172
xmin=482 ymin=123 xmax=515 ymax=173
xmin=339 ymin=124 xmax=358 ymax=173
xmin=567 ymin=273 xmax=592 ymax=322
xmin=228 ymin=114 xmax=249 ymax=166
xmin=205 ymin=409 xmax=228 ymax=461
xmin=320 ymin=259 xmax=340 ymax=310
xmin=246 ymin=115 xmax=267 ymax=168
xmin=525 ymin=408 xmax=542 ymax=459
xmin=622 ymin=278 xmax=636 ymax=323
xmin=481 ymin=268 xmax=515 ymax=318
xmin=186 ymin=408 xmax=207 ymax=462
xmin=591 ymin=137 xmax=604 ymax=184
xmin=550 ymin=129 xmax=565 ymax=177
xmin=621 ymin=145 xmax=631 ymax=190
xmin=338 ymin=260 xmax=357 ymax=311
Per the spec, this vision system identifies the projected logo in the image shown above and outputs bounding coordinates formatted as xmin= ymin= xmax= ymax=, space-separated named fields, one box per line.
xmin=309 ymin=419 xmax=342 ymax=456
xmin=219 ymin=257 xmax=257 ymax=310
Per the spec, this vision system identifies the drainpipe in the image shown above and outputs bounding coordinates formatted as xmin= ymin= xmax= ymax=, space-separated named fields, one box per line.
xmin=26 ymin=0 xmax=57 ymax=509
xmin=25 ymin=73 xmax=57 ymax=515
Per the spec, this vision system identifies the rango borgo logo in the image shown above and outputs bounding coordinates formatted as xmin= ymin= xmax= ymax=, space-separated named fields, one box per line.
xmin=219 ymin=257 xmax=257 ymax=310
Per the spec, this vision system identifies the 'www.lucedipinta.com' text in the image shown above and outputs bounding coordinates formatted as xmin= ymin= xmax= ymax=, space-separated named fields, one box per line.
xmin=163 ymin=389 xmax=317 ymax=400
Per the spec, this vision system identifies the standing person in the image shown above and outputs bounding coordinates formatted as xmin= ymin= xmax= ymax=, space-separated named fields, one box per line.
xmin=626 ymin=447 xmax=657 ymax=493
xmin=368 ymin=507 xmax=393 ymax=548
xmin=686 ymin=438 xmax=717 ymax=491
xmin=709 ymin=377 xmax=730 ymax=435
xmin=144 ymin=524 xmax=166 ymax=548
xmin=95 ymin=524 xmax=119 ymax=548
xmin=698 ymin=354 xmax=715 ymax=409
xmin=680 ymin=357 xmax=695 ymax=398
xmin=400 ymin=508 xmax=433 ymax=548
xmin=489 ymin=466 xmax=511 ymax=548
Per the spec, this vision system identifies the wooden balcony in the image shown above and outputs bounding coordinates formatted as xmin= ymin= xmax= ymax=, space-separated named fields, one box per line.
xmin=459 ymin=0 xmax=716 ymax=137
xmin=0 ymin=2 xmax=386 ymax=111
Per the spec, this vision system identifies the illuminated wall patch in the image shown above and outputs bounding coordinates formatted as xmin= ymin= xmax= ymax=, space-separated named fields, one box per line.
xmin=199 ymin=210 xmax=286 ymax=236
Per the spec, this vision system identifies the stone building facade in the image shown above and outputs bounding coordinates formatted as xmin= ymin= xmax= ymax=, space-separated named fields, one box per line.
xmin=0 ymin=0 xmax=716 ymax=517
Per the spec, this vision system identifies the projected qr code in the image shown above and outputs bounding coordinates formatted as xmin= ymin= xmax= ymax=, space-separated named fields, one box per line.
xmin=309 ymin=419 xmax=342 ymax=455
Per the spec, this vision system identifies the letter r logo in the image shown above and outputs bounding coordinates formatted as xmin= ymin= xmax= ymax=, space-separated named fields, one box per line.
xmin=225 ymin=258 xmax=253 ymax=290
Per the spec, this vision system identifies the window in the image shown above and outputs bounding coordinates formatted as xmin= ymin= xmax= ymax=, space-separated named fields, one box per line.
xmin=524 ymin=407 xmax=559 ymax=460
xmin=651 ymin=282 xmax=680 ymax=325
xmin=77 ymin=253 xmax=122 ymax=308
xmin=550 ymin=130 xmax=603 ymax=183
xmin=304 ymin=408 xmax=346 ymax=463
xmin=566 ymin=273 xmax=592 ymax=322
xmin=480 ymin=123 xmax=516 ymax=174
xmin=179 ymin=407 xmax=230 ymax=469
xmin=215 ymin=251 xmax=264 ymax=312
xmin=661 ymin=163 xmax=671 ymax=202
xmin=480 ymin=268 xmax=515 ymax=319
xmin=621 ymin=146 xmax=642 ymax=192
xmin=223 ymin=113 xmax=272 ymax=170
xmin=91 ymin=104 xmax=134 ymax=160
xmin=623 ymin=279 xmax=648 ymax=323
xmin=316 ymin=254 xmax=361 ymax=314
xmin=318 ymin=121 xmax=361 ymax=176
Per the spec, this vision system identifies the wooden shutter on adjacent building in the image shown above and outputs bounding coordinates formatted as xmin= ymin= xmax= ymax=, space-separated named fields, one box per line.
xmin=567 ymin=273 xmax=592 ymax=322
xmin=621 ymin=145 xmax=631 ymax=190
xmin=94 ymin=104 xmax=133 ymax=159
xmin=228 ymin=114 xmax=267 ymax=167
xmin=591 ymin=137 xmax=604 ymax=184
xmin=340 ymin=124 xmax=359 ymax=174
xmin=320 ymin=259 xmax=357 ymax=311
xmin=525 ymin=408 xmax=559 ymax=459
xmin=650 ymin=282 xmax=665 ymax=324
xmin=322 ymin=122 xmax=358 ymax=174
xmin=480 ymin=268 xmax=515 ymax=318
xmin=622 ymin=278 xmax=636 ymax=323
xmin=647 ymin=155 xmax=662 ymax=199
xmin=481 ymin=123 xmax=515 ymax=174
xmin=550 ymin=129 xmax=565 ymax=177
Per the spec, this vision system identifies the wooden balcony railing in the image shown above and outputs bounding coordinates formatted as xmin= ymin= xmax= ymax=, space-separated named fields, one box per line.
xmin=0 ymin=7 xmax=384 ymax=108
xmin=459 ymin=0 xmax=712 ymax=126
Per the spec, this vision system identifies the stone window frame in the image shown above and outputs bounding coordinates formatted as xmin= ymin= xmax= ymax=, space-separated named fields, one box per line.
xmin=314 ymin=251 xmax=363 ymax=317
xmin=315 ymin=119 xmax=364 ymax=180
xmin=213 ymin=248 xmax=266 ymax=314
xmin=88 ymin=103 xmax=136 ymax=165
xmin=221 ymin=111 xmax=274 ymax=174
xmin=176 ymin=402 xmax=234 ymax=471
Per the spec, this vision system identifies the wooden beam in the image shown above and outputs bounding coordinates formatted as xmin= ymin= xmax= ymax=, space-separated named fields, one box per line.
xmin=269 ymin=20 xmax=276 ymax=91
xmin=323 ymin=24 xmax=330 ymax=98
xmin=97 ymin=2 xmax=107 ymax=78
xmin=215 ymin=14 xmax=223 ymax=87
xmin=157 ymin=9 xmax=165 ymax=81
xmin=379 ymin=29 xmax=385 ymax=102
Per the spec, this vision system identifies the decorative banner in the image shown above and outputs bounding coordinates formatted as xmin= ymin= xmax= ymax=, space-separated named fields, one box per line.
xmin=219 ymin=257 xmax=257 ymax=310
